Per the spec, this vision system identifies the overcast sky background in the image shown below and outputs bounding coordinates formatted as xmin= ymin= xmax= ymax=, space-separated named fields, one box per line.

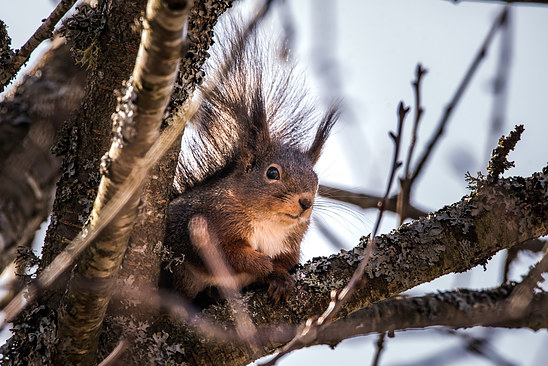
xmin=1 ymin=0 xmax=547 ymax=365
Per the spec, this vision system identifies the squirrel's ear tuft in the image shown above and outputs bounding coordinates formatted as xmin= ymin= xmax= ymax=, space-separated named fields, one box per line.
xmin=307 ymin=104 xmax=339 ymax=164
xmin=239 ymin=91 xmax=271 ymax=171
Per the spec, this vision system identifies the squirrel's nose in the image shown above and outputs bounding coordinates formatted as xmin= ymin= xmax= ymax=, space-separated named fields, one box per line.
xmin=299 ymin=197 xmax=312 ymax=211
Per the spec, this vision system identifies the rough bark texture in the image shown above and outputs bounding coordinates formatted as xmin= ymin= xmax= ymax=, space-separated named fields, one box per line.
xmin=54 ymin=1 xmax=192 ymax=364
xmin=0 ymin=37 xmax=86 ymax=275
xmin=41 ymin=1 xmax=147 ymax=270
xmin=312 ymin=283 xmax=548 ymax=349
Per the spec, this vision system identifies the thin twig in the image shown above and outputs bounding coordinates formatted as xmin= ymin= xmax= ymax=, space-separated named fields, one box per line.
xmin=261 ymin=102 xmax=409 ymax=366
xmin=371 ymin=332 xmax=386 ymax=366
xmin=318 ymin=185 xmax=428 ymax=219
xmin=397 ymin=64 xmax=427 ymax=224
xmin=404 ymin=64 xmax=427 ymax=181
xmin=409 ymin=6 xmax=509 ymax=186
xmin=0 ymin=0 xmax=78 ymax=92
xmin=97 ymin=338 xmax=130 ymax=366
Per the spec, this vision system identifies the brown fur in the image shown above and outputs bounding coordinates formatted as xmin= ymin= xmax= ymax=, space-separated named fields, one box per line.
xmin=163 ymin=19 xmax=338 ymax=302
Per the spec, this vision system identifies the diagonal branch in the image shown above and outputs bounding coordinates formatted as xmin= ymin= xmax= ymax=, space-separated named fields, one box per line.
xmin=54 ymin=1 xmax=192 ymax=364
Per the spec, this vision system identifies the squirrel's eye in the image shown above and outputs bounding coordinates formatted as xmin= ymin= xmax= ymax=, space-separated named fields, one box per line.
xmin=266 ymin=166 xmax=281 ymax=180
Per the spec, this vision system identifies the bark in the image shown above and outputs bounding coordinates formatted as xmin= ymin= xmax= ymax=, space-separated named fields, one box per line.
xmin=295 ymin=283 xmax=548 ymax=351
xmin=54 ymin=1 xmax=192 ymax=364
xmin=0 ymin=37 xmax=86 ymax=276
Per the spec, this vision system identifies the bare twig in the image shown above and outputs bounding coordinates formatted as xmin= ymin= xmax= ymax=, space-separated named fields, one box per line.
xmin=261 ymin=102 xmax=409 ymax=366
xmin=371 ymin=332 xmax=387 ymax=366
xmin=404 ymin=64 xmax=427 ymax=182
xmin=0 ymin=0 xmax=78 ymax=92
xmin=397 ymin=64 xmax=427 ymax=224
xmin=409 ymin=6 xmax=509 ymax=186
xmin=318 ymin=185 xmax=428 ymax=219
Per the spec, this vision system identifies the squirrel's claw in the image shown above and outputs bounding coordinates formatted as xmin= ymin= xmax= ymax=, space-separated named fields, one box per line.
xmin=267 ymin=273 xmax=295 ymax=303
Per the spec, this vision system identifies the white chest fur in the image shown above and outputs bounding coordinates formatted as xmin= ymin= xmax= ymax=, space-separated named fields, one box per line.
xmin=249 ymin=219 xmax=295 ymax=257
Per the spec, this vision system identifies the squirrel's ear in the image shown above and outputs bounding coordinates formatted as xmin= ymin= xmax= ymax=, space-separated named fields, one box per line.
xmin=239 ymin=92 xmax=271 ymax=171
xmin=307 ymin=105 xmax=339 ymax=164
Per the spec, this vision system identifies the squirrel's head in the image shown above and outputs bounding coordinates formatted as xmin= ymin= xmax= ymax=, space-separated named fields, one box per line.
xmin=231 ymin=104 xmax=338 ymax=226
xmin=233 ymin=144 xmax=318 ymax=226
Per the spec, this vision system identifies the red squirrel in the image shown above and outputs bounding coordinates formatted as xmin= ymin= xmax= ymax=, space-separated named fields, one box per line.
xmin=163 ymin=21 xmax=338 ymax=303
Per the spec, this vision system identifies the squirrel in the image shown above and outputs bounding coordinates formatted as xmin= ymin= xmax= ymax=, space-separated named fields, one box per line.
xmin=162 ymin=19 xmax=339 ymax=303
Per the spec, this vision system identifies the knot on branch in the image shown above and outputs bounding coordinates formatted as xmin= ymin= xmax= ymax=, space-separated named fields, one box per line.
xmin=487 ymin=124 xmax=524 ymax=181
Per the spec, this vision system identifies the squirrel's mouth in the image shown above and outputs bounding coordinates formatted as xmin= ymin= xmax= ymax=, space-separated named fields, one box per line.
xmin=283 ymin=211 xmax=311 ymax=221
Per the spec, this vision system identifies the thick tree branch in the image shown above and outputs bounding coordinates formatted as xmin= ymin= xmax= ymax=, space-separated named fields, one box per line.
xmin=55 ymin=1 xmax=191 ymax=364
xmin=147 ymin=166 xmax=548 ymax=365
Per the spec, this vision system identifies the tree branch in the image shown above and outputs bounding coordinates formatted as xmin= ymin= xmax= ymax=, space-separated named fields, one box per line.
xmin=313 ymin=284 xmax=547 ymax=350
xmin=0 ymin=0 xmax=77 ymax=92
xmin=55 ymin=1 xmax=192 ymax=364
xmin=318 ymin=184 xmax=428 ymax=219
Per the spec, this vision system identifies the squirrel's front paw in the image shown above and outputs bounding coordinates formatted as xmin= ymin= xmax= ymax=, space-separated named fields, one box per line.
xmin=267 ymin=272 xmax=295 ymax=303
xmin=247 ymin=252 xmax=273 ymax=278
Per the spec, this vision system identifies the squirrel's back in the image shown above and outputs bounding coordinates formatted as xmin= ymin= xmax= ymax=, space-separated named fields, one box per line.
xmin=164 ymin=17 xmax=339 ymax=302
